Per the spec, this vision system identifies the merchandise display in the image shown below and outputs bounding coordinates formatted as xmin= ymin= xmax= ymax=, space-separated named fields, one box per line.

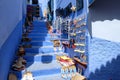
xmin=68 ymin=16 xmax=88 ymax=76
xmin=53 ymin=40 xmax=60 ymax=47
xmin=22 ymin=71 xmax=33 ymax=80
xmin=17 ymin=46 xmax=25 ymax=56
xmin=71 ymin=73 xmax=86 ymax=80
xmin=56 ymin=55 xmax=76 ymax=79
xmin=12 ymin=57 xmax=26 ymax=71
xmin=54 ymin=15 xmax=88 ymax=78
xmin=6 ymin=0 xmax=89 ymax=79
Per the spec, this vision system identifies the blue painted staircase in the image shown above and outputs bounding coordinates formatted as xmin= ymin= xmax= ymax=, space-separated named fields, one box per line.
xmin=19 ymin=21 xmax=65 ymax=80
xmin=10 ymin=21 xmax=64 ymax=80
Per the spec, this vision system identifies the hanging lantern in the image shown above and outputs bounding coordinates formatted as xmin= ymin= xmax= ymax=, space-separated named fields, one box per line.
xmin=71 ymin=6 xmax=76 ymax=12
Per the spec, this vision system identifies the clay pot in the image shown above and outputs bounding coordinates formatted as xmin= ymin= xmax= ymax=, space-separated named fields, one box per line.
xmin=18 ymin=46 xmax=25 ymax=56
xmin=22 ymin=37 xmax=31 ymax=42
xmin=23 ymin=44 xmax=32 ymax=48
xmin=22 ymin=33 xmax=28 ymax=37
xmin=53 ymin=40 xmax=60 ymax=47
xmin=12 ymin=57 xmax=26 ymax=71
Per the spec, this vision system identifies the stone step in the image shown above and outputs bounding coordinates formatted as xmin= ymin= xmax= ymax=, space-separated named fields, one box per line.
xmin=30 ymin=37 xmax=60 ymax=41
xmin=25 ymin=47 xmax=62 ymax=53
xmin=28 ymin=33 xmax=60 ymax=37
xmin=30 ymin=30 xmax=48 ymax=33
xmin=23 ymin=41 xmax=53 ymax=46
xmin=26 ymin=61 xmax=61 ymax=77
xmin=33 ymin=74 xmax=64 ymax=80
xmin=24 ymin=52 xmax=65 ymax=62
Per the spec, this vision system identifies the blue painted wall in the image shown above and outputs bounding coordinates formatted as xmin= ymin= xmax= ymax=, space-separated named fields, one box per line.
xmin=88 ymin=0 xmax=120 ymax=79
xmin=0 ymin=21 xmax=23 ymax=80
xmin=0 ymin=0 xmax=26 ymax=79
xmin=38 ymin=0 xmax=49 ymax=17
xmin=56 ymin=0 xmax=90 ymax=77
xmin=0 ymin=0 xmax=26 ymax=48
xmin=56 ymin=0 xmax=120 ymax=80
xmin=56 ymin=0 xmax=88 ymax=19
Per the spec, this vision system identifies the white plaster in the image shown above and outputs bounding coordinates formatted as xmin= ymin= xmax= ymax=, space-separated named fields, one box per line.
xmin=92 ymin=19 xmax=120 ymax=42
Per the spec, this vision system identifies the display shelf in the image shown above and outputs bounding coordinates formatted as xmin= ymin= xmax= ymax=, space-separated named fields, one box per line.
xmin=68 ymin=16 xmax=88 ymax=76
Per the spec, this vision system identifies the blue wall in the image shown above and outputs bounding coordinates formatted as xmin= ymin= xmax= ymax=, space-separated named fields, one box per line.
xmin=56 ymin=0 xmax=90 ymax=77
xmin=56 ymin=0 xmax=88 ymax=19
xmin=38 ymin=0 xmax=48 ymax=17
xmin=0 ymin=0 xmax=26 ymax=48
xmin=88 ymin=0 xmax=120 ymax=79
xmin=88 ymin=38 xmax=120 ymax=80
xmin=0 ymin=21 xmax=23 ymax=80
xmin=56 ymin=0 xmax=120 ymax=80
xmin=0 ymin=0 xmax=26 ymax=79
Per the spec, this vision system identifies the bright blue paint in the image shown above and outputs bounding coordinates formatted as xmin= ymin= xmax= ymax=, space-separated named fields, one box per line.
xmin=53 ymin=0 xmax=56 ymax=20
xmin=0 ymin=0 xmax=26 ymax=79
xmin=0 ymin=0 xmax=25 ymax=48
xmin=88 ymin=37 xmax=120 ymax=80
xmin=24 ymin=55 xmax=56 ymax=62
xmin=88 ymin=0 xmax=120 ymax=79
xmin=56 ymin=0 xmax=88 ymax=19
xmin=38 ymin=0 xmax=48 ymax=17
xmin=14 ymin=21 xmax=62 ymax=79
xmin=32 ymin=68 xmax=61 ymax=77
xmin=56 ymin=0 xmax=89 ymax=77
xmin=39 ymin=4 xmax=43 ymax=17
xmin=2 ymin=0 xmax=120 ymax=80
xmin=0 ymin=20 xmax=23 ymax=80
xmin=56 ymin=0 xmax=76 ymax=9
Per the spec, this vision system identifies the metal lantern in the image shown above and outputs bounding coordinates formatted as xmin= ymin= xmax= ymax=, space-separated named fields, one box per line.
xmin=71 ymin=6 xmax=76 ymax=12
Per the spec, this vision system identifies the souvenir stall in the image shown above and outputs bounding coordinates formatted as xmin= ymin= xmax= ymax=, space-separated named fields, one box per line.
xmin=55 ymin=0 xmax=88 ymax=79
xmin=54 ymin=12 xmax=87 ymax=79
xmin=54 ymin=16 xmax=70 ymax=40
xmin=55 ymin=16 xmax=87 ymax=80
xmin=69 ymin=15 xmax=88 ymax=74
